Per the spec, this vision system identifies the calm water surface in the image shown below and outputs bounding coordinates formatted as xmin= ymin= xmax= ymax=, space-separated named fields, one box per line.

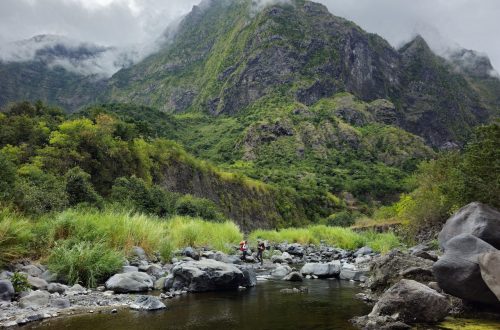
xmin=27 ymin=280 xmax=371 ymax=330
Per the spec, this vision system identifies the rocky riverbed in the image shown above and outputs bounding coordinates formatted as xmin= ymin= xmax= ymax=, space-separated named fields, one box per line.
xmin=1 ymin=202 xmax=499 ymax=329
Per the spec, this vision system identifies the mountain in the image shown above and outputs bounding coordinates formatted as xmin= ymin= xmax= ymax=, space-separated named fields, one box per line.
xmin=1 ymin=0 xmax=499 ymax=223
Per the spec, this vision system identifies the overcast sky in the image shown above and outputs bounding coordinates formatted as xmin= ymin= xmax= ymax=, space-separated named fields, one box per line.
xmin=0 ymin=0 xmax=499 ymax=72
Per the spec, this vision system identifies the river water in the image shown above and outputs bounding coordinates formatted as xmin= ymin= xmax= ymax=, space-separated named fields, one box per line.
xmin=27 ymin=279 xmax=371 ymax=330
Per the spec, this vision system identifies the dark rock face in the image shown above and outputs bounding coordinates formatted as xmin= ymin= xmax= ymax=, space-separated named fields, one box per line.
xmin=0 ymin=280 xmax=15 ymax=302
xmin=170 ymin=259 xmax=248 ymax=292
xmin=367 ymin=250 xmax=434 ymax=292
xmin=438 ymin=202 xmax=500 ymax=249
xmin=369 ymin=279 xmax=451 ymax=324
xmin=433 ymin=234 xmax=498 ymax=304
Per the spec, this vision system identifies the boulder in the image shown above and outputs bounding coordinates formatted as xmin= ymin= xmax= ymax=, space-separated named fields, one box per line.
xmin=271 ymin=265 xmax=292 ymax=279
xmin=130 ymin=296 xmax=166 ymax=311
xmin=121 ymin=266 xmax=139 ymax=273
xmin=368 ymin=250 xmax=434 ymax=292
xmin=287 ymin=244 xmax=304 ymax=257
xmin=47 ymin=283 xmax=67 ymax=294
xmin=354 ymin=246 xmax=373 ymax=257
xmin=283 ymin=272 xmax=303 ymax=282
xmin=154 ymin=277 xmax=167 ymax=290
xmin=239 ymin=267 xmax=257 ymax=287
xmin=369 ymin=279 xmax=451 ymax=323
xmin=479 ymin=251 xmax=500 ymax=301
xmin=183 ymin=247 xmax=199 ymax=260
xmin=27 ymin=276 xmax=48 ymax=290
xmin=340 ymin=269 xmax=367 ymax=282
xmin=0 ymin=280 xmax=15 ymax=302
xmin=170 ymin=259 xmax=247 ymax=292
xmin=19 ymin=290 xmax=50 ymax=309
xmin=105 ymin=272 xmax=154 ymax=293
xmin=67 ymin=284 xmax=86 ymax=293
xmin=433 ymin=234 xmax=498 ymax=304
xmin=20 ymin=264 xmax=43 ymax=277
xmin=129 ymin=246 xmax=148 ymax=266
xmin=438 ymin=202 xmax=500 ymax=249
xmin=300 ymin=261 xmax=340 ymax=278
xmin=40 ymin=270 xmax=58 ymax=283
xmin=145 ymin=264 xmax=164 ymax=279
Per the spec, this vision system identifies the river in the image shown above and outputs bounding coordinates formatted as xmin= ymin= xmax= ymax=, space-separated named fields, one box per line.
xmin=26 ymin=279 xmax=371 ymax=330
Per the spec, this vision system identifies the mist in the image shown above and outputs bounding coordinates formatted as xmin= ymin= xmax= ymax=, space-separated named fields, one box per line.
xmin=0 ymin=0 xmax=499 ymax=77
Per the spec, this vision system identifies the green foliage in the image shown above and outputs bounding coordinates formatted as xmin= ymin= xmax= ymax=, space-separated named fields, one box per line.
xmin=10 ymin=272 xmax=30 ymax=293
xmin=249 ymin=225 xmax=401 ymax=253
xmin=390 ymin=122 xmax=500 ymax=233
xmin=326 ymin=211 xmax=356 ymax=228
xmin=0 ymin=153 xmax=16 ymax=200
xmin=47 ymin=241 xmax=123 ymax=288
xmin=0 ymin=209 xmax=33 ymax=266
xmin=174 ymin=194 xmax=225 ymax=222
xmin=111 ymin=177 xmax=178 ymax=217
xmin=65 ymin=167 xmax=102 ymax=207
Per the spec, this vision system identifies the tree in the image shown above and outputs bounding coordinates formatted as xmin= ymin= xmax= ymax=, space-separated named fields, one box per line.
xmin=65 ymin=167 xmax=103 ymax=207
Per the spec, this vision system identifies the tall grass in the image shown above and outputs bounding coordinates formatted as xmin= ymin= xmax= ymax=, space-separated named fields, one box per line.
xmin=249 ymin=225 xmax=401 ymax=253
xmin=0 ymin=209 xmax=33 ymax=266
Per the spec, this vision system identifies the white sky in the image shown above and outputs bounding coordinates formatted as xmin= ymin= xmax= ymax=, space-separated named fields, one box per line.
xmin=0 ymin=0 xmax=499 ymax=70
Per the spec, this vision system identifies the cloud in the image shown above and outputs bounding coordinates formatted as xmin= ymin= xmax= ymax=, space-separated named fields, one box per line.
xmin=0 ymin=0 xmax=499 ymax=77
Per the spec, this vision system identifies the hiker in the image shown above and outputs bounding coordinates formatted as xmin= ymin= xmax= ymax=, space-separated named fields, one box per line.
xmin=256 ymin=240 xmax=265 ymax=266
xmin=240 ymin=240 xmax=249 ymax=261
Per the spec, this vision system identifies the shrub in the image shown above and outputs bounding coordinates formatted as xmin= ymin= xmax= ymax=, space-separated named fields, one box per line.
xmin=0 ymin=154 xmax=17 ymax=200
xmin=10 ymin=272 xmax=30 ymax=293
xmin=174 ymin=195 xmax=225 ymax=222
xmin=326 ymin=211 xmax=356 ymax=227
xmin=0 ymin=209 xmax=33 ymax=266
xmin=47 ymin=241 xmax=123 ymax=288
xmin=65 ymin=167 xmax=103 ymax=207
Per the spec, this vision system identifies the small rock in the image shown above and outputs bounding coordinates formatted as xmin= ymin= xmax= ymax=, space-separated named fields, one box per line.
xmin=283 ymin=272 xmax=303 ymax=282
xmin=47 ymin=283 xmax=67 ymax=294
xmin=129 ymin=296 xmax=166 ymax=311
xmin=27 ymin=276 xmax=48 ymax=290
xmin=50 ymin=298 xmax=71 ymax=309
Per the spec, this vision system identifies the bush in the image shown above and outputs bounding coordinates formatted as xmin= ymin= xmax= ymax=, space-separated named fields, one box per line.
xmin=0 ymin=209 xmax=33 ymax=266
xmin=65 ymin=167 xmax=103 ymax=207
xmin=174 ymin=195 xmax=225 ymax=222
xmin=326 ymin=211 xmax=356 ymax=227
xmin=0 ymin=154 xmax=16 ymax=200
xmin=47 ymin=241 xmax=123 ymax=288
xmin=10 ymin=272 xmax=30 ymax=293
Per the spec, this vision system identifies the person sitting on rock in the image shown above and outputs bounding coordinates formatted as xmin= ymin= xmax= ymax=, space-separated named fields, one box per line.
xmin=240 ymin=240 xmax=249 ymax=261
xmin=256 ymin=241 xmax=265 ymax=266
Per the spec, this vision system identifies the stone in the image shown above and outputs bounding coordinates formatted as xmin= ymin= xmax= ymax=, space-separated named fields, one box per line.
xmin=0 ymin=280 xmax=15 ymax=302
xmin=369 ymin=279 xmax=451 ymax=323
xmin=479 ymin=251 xmax=500 ymax=301
xmin=271 ymin=265 xmax=292 ymax=279
xmin=367 ymin=250 xmax=434 ymax=292
xmin=19 ymin=290 xmax=50 ymax=309
xmin=300 ymin=261 xmax=340 ymax=278
xmin=354 ymin=246 xmax=373 ymax=257
xmin=67 ymin=284 xmax=86 ymax=293
xmin=130 ymin=295 xmax=166 ymax=311
xmin=40 ymin=270 xmax=58 ymax=283
xmin=154 ymin=277 xmax=167 ymax=290
xmin=50 ymin=298 xmax=70 ymax=309
xmin=170 ymin=259 xmax=246 ymax=292
xmin=340 ymin=269 xmax=367 ymax=282
xmin=287 ymin=244 xmax=304 ymax=257
xmin=27 ymin=276 xmax=48 ymax=290
xmin=129 ymin=246 xmax=148 ymax=266
xmin=121 ymin=266 xmax=139 ymax=273
xmin=438 ymin=202 xmax=500 ymax=249
xmin=239 ymin=267 xmax=257 ymax=287
xmin=433 ymin=234 xmax=498 ymax=304
xmin=281 ymin=252 xmax=293 ymax=263
xmin=145 ymin=264 xmax=164 ymax=279
xmin=105 ymin=272 xmax=154 ymax=293
xmin=20 ymin=265 xmax=43 ymax=277
xmin=283 ymin=272 xmax=303 ymax=282
xmin=183 ymin=247 xmax=199 ymax=260
xmin=47 ymin=283 xmax=67 ymax=294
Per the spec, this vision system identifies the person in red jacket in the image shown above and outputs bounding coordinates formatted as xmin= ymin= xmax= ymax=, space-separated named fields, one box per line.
xmin=240 ymin=240 xmax=248 ymax=261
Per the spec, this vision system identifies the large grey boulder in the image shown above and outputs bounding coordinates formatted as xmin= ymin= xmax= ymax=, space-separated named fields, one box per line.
xmin=369 ymin=279 xmax=451 ymax=324
xmin=130 ymin=296 xmax=166 ymax=311
xmin=239 ymin=267 xmax=257 ymax=287
xmin=19 ymin=290 xmax=50 ymax=309
xmin=368 ymin=250 xmax=434 ymax=292
xmin=433 ymin=234 xmax=498 ymax=304
xmin=479 ymin=251 xmax=500 ymax=301
xmin=300 ymin=261 xmax=341 ymax=278
xmin=27 ymin=276 xmax=48 ymax=290
xmin=105 ymin=272 xmax=154 ymax=293
xmin=271 ymin=265 xmax=292 ymax=279
xmin=170 ymin=259 xmax=247 ymax=292
xmin=438 ymin=202 xmax=500 ymax=249
xmin=0 ymin=280 xmax=15 ymax=302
